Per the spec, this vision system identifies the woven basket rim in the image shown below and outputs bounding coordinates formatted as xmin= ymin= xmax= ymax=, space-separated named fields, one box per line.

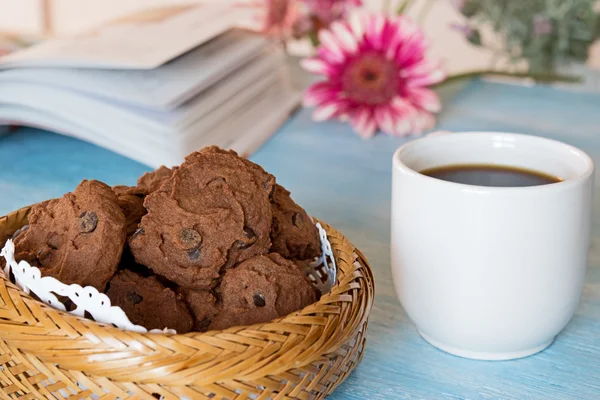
xmin=0 ymin=204 xmax=375 ymax=385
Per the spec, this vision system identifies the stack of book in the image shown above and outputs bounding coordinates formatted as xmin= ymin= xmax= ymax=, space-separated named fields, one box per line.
xmin=0 ymin=4 xmax=300 ymax=167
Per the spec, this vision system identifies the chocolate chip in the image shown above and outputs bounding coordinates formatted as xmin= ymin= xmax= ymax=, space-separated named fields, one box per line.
xmin=126 ymin=291 xmax=143 ymax=305
xmin=11 ymin=225 xmax=29 ymax=240
xmin=36 ymin=246 xmax=52 ymax=260
xmin=196 ymin=317 xmax=211 ymax=331
xmin=291 ymin=213 xmax=300 ymax=226
xmin=179 ymin=228 xmax=202 ymax=249
xmin=208 ymin=177 xmax=226 ymax=187
xmin=253 ymin=293 xmax=266 ymax=307
xmin=132 ymin=227 xmax=144 ymax=239
xmin=234 ymin=227 xmax=257 ymax=250
xmin=234 ymin=240 xmax=252 ymax=250
xmin=188 ymin=248 xmax=201 ymax=260
xmin=78 ymin=211 xmax=98 ymax=233
xmin=47 ymin=233 xmax=60 ymax=250
xmin=243 ymin=227 xmax=256 ymax=240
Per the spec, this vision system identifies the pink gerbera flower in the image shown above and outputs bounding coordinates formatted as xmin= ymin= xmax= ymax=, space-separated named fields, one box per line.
xmin=239 ymin=0 xmax=298 ymax=37
xmin=302 ymin=13 xmax=446 ymax=138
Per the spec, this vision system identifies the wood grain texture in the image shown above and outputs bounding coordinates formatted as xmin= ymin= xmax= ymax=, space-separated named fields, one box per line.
xmin=0 ymin=79 xmax=599 ymax=399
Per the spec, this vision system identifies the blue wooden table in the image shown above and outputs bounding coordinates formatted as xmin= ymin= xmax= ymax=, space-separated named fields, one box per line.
xmin=1 ymin=80 xmax=599 ymax=399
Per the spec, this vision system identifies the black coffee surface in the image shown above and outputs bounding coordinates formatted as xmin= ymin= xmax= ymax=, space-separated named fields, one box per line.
xmin=420 ymin=164 xmax=561 ymax=187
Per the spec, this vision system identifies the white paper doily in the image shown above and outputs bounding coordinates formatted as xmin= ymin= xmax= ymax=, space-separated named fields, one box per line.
xmin=307 ymin=222 xmax=337 ymax=295
xmin=0 ymin=223 xmax=336 ymax=334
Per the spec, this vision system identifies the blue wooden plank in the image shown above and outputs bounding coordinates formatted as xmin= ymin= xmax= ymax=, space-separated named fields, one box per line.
xmin=0 ymin=79 xmax=599 ymax=399
xmin=253 ymin=79 xmax=600 ymax=400
xmin=0 ymin=128 xmax=150 ymax=215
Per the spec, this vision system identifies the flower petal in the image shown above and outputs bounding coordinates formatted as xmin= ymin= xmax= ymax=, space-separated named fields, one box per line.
xmin=348 ymin=12 xmax=368 ymax=40
xmin=319 ymin=29 xmax=346 ymax=63
xmin=313 ymin=102 xmax=342 ymax=121
xmin=405 ymin=87 xmax=442 ymax=112
xmin=390 ymin=96 xmax=413 ymax=114
xmin=361 ymin=118 xmax=378 ymax=139
xmin=351 ymin=109 xmax=377 ymax=139
xmin=300 ymin=58 xmax=334 ymax=76
xmin=405 ymin=68 xmax=446 ymax=87
xmin=331 ymin=21 xmax=359 ymax=53
xmin=375 ymin=107 xmax=395 ymax=135
xmin=401 ymin=59 xmax=443 ymax=79
xmin=392 ymin=116 xmax=412 ymax=137
xmin=389 ymin=101 xmax=417 ymax=136
xmin=366 ymin=14 xmax=386 ymax=50
xmin=386 ymin=26 xmax=406 ymax=61
xmin=303 ymin=82 xmax=338 ymax=106
xmin=383 ymin=17 xmax=414 ymax=61
xmin=394 ymin=29 xmax=428 ymax=66
xmin=387 ymin=99 xmax=421 ymax=135
xmin=380 ymin=18 xmax=401 ymax=53
xmin=410 ymin=110 xmax=436 ymax=134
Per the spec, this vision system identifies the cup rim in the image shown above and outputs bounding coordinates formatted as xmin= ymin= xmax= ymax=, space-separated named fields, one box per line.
xmin=393 ymin=131 xmax=595 ymax=193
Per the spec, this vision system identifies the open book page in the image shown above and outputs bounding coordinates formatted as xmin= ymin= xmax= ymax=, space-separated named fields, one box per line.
xmin=228 ymin=92 xmax=299 ymax=157
xmin=0 ymin=2 xmax=235 ymax=70
xmin=182 ymin=79 xmax=300 ymax=158
xmin=0 ymin=47 xmax=285 ymax=133
xmin=0 ymin=69 xmax=300 ymax=167
xmin=0 ymin=3 xmax=300 ymax=165
xmin=0 ymin=57 xmax=300 ymax=167
xmin=152 ymin=48 xmax=285 ymax=128
xmin=0 ymin=30 xmax=269 ymax=109
xmin=0 ymin=85 xmax=300 ymax=168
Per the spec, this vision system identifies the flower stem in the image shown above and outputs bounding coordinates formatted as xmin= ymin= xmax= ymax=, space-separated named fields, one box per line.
xmin=397 ymin=0 xmax=416 ymax=15
xmin=308 ymin=30 xmax=320 ymax=48
xmin=434 ymin=70 xmax=582 ymax=87
xmin=418 ymin=0 xmax=435 ymax=24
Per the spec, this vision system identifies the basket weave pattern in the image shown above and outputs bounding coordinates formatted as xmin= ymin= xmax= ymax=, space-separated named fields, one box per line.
xmin=0 ymin=205 xmax=374 ymax=400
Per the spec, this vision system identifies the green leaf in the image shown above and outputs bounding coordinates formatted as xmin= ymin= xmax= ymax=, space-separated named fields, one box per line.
xmin=459 ymin=0 xmax=599 ymax=75
xmin=468 ymin=29 xmax=482 ymax=45
xmin=434 ymin=69 xmax=582 ymax=87
xmin=595 ymin=16 xmax=600 ymax=39
xmin=461 ymin=0 xmax=480 ymax=18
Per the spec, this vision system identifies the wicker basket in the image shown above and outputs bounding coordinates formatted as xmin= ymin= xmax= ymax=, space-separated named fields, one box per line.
xmin=0 ymin=205 xmax=374 ymax=400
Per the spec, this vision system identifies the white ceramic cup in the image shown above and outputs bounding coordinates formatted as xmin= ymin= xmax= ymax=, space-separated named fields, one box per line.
xmin=391 ymin=132 xmax=595 ymax=360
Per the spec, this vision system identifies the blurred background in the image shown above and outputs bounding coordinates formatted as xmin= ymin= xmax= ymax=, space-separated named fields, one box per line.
xmin=2 ymin=0 xmax=599 ymax=80
xmin=1 ymin=0 xmax=599 ymax=159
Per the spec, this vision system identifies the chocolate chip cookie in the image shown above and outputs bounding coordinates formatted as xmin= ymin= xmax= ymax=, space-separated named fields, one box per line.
xmin=271 ymin=185 xmax=321 ymax=260
xmin=182 ymin=146 xmax=275 ymax=263
xmin=106 ymin=269 xmax=194 ymax=333
xmin=4 ymin=225 xmax=40 ymax=269
xmin=181 ymin=289 xmax=220 ymax=332
xmin=12 ymin=180 xmax=126 ymax=291
xmin=136 ymin=166 xmax=174 ymax=195
xmin=113 ymin=186 xmax=146 ymax=237
xmin=209 ymin=253 xmax=318 ymax=330
xmin=129 ymin=147 xmax=275 ymax=289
